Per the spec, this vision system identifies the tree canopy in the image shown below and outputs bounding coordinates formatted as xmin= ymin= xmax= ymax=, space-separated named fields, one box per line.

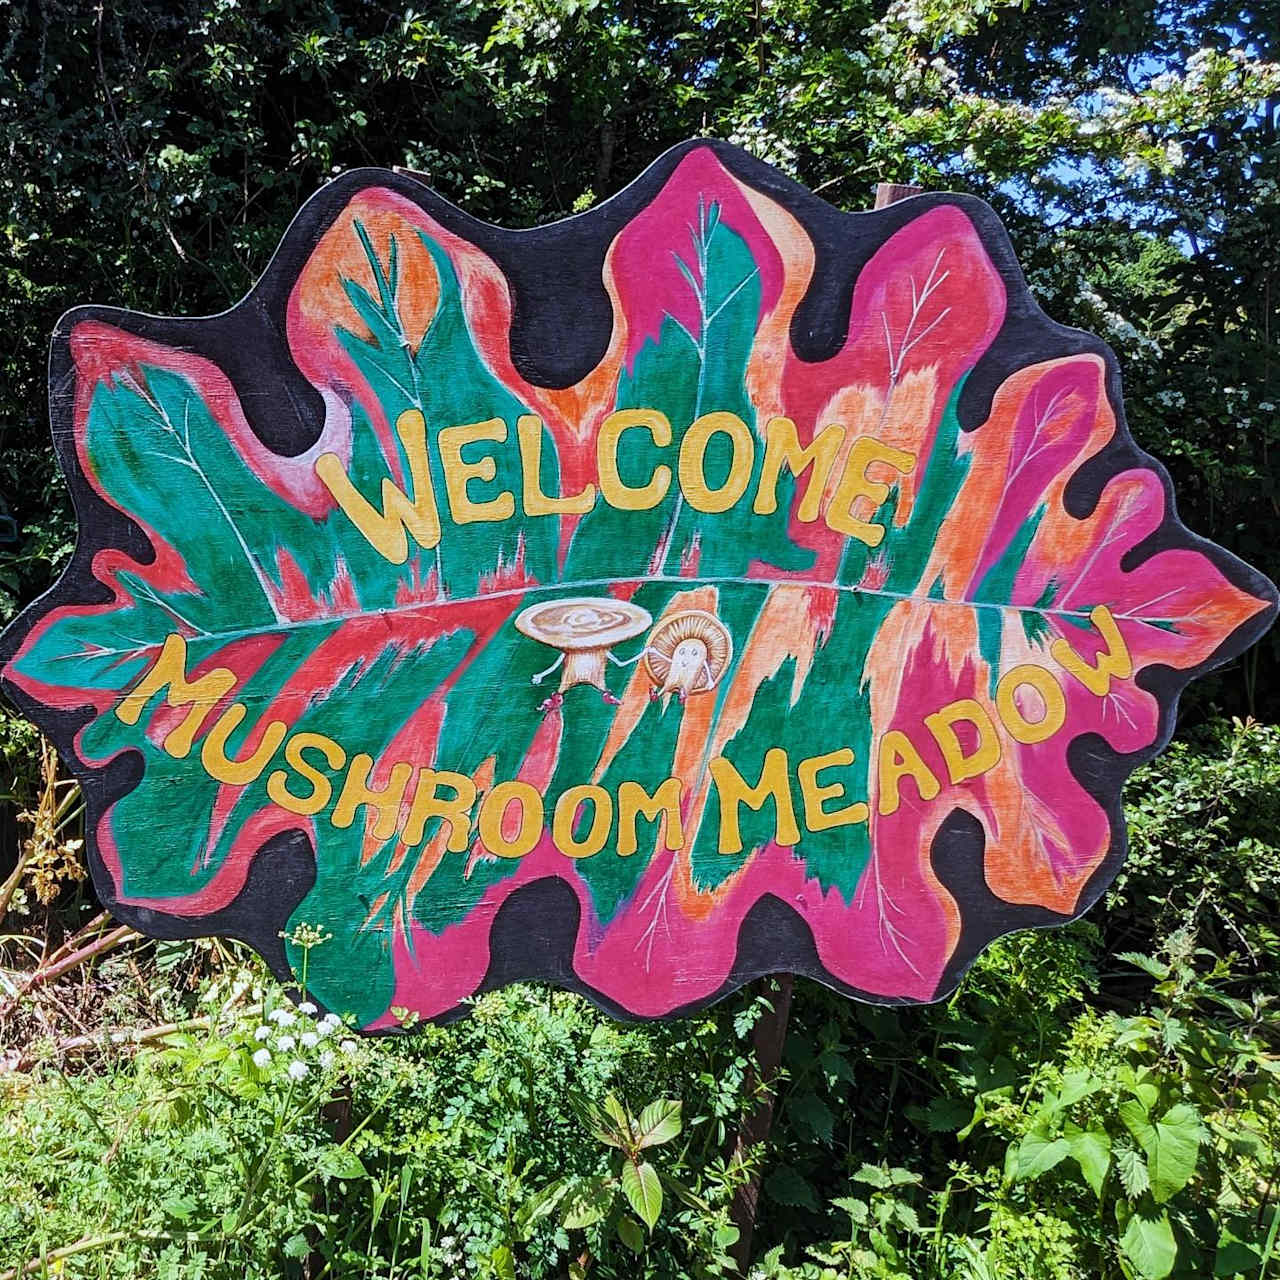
xmin=2 ymin=0 xmax=1277 ymax=711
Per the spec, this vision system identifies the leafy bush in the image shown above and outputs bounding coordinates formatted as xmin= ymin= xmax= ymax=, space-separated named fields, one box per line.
xmin=0 ymin=718 xmax=1276 ymax=1277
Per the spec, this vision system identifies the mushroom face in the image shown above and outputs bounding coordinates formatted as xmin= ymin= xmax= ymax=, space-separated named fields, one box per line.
xmin=644 ymin=610 xmax=733 ymax=702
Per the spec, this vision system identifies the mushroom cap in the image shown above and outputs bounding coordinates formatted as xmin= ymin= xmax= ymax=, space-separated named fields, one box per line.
xmin=515 ymin=596 xmax=652 ymax=651
xmin=644 ymin=610 xmax=734 ymax=686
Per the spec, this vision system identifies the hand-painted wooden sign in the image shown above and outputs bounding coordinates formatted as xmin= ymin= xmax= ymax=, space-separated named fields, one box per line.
xmin=2 ymin=142 xmax=1274 ymax=1030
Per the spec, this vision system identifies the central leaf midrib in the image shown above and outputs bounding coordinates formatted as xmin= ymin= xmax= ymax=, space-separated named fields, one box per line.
xmin=72 ymin=573 xmax=1156 ymax=666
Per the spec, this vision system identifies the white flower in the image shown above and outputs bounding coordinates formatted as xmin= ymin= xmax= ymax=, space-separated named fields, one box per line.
xmin=254 ymin=1025 xmax=272 ymax=1042
xmin=252 ymin=1048 xmax=271 ymax=1069
xmin=287 ymin=1060 xmax=309 ymax=1080
xmin=300 ymin=1032 xmax=318 ymax=1049
xmin=320 ymin=1012 xmax=343 ymax=1031
xmin=320 ymin=1050 xmax=335 ymax=1069
xmin=268 ymin=1008 xmax=296 ymax=1027
xmin=276 ymin=1034 xmax=296 ymax=1052
xmin=298 ymin=1001 xmax=318 ymax=1016
xmin=340 ymin=1039 xmax=358 ymax=1055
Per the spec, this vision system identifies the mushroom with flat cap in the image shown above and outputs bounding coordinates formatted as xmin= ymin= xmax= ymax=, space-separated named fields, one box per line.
xmin=515 ymin=596 xmax=653 ymax=712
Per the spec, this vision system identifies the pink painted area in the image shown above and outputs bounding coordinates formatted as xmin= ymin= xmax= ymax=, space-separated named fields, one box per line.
xmin=609 ymin=149 xmax=788 ymax=370
xmin=374 ymin=817 xmax=953 ymax=1028
xmin=779 ymin=205 xmax=1006 ymax=436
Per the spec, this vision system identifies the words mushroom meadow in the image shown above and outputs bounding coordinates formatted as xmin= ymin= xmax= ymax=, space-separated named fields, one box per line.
xmin=2 ymin=141 xmax=1274 ymax=1030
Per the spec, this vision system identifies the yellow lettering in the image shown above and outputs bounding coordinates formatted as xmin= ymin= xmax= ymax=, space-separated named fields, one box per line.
xmin=552 ymin=784 xmax=613 ymax=859
xmin=711 ymin=748 xmax=800 ymax=855
xmin=437 ymin=417 xmax=515 ymax=525
xmin=995 ymin=665 xmax=1067 ymax=744
xmin=616 ymin=778 xmax=685 ymax=856
xmin=401 ymin=769 xmax=477 ymax=851
xmin=332 ymin=753 xmax=414 ymax=841
xmin=1050 ymin=605 xmax=1133 ymax=696
xmin=827 ymin=436 xmax=916 ymax=547
xmin=924 ymin=698 xmax=1001 ymax=785
xmin=516 ymin=415 xmax=597 ymax=516
xmin=597 ymin=409 xmax=673 ymax=510
xmin=114 ymin=633 xmax=237 ymax=759
xmin=315 ymin=408 xmax=442 ymax=564
xmin=754 ymin=417 xmax=845 ymax=523
xmin=797 ymin=747 xmax=868 ymax=832
xmin=877 ymin=730 xmax=941 ymax=815
xmin=267 ymin=732 xmax=346 ymax=817
xmin=678 ymin=412 xmax=754 ymax=514
xmin=199 ymin=702 xmax=287 ymax=786
xmin=476 ymin=780 xmax=544 ymax=858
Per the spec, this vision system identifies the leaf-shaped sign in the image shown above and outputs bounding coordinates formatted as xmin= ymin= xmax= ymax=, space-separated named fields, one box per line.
xmin=1 ymin=142 xmax=1274 ymax=1030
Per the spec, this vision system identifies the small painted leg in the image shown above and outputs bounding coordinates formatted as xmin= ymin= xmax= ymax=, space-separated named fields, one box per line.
xmin=538 ymin=690 xmax=564 ymax=713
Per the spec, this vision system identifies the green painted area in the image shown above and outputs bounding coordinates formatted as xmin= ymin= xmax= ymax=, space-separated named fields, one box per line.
xmin=974 ymin=505 xmax=1046 ymax=693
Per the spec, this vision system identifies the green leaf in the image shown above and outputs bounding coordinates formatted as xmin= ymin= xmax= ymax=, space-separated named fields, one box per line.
xmin=1118 ymin=951 xmax=1172 ymax=980
xmin=1147 ymin=1104 xmax=1201 ymax=1203
xmin=601 ymin=1094 xmax=632 ymax=1144
xmin=491 ymin=1244 xmax=516 ymax=1280
xmin=561 ymin=1175 xmax=615 ymax=1230
xmin=1014 ymin=1127 xmax=1071 ymax=1180
xmin=635 ymin=1099 xmax=682 ymax=1149
xmin=317 ymin=1147 xmax=367 ymax=1180
xmin=515 ymin=1178 xmax=572 ymax=1236
xmin=1214 ymin=1219 xmax=1263 ymax=1276
xmin=852 ymin=1163 xmax=892 ymax=1189
xmin=766 ymin=1164 xmax=820 ymax=1210
xmin=617 ymin=1216 xmax=645 ymax=1253
xmin=1115 ymin=1144 xmax=1151 ymax=1198
xmin=283 ymin=1233 xmax=310 ymax=1260
xmin=1066 ymin=1124 xmax=1111 ymax=1198
xmin=621 ymin=1160 xmax=662 ymax=1230
xmin=1120 ymin=1207 xmax=1178 ymax=1279
xmin=791 ymin=1091 xmax=836 ymax=1144
xmin=1121 ymin=1100 xmax=1201 ymax=1203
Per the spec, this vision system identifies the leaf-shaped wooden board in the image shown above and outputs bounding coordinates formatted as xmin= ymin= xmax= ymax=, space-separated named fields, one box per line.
xmin=3 ymin=141 xmax=1275 ymax=1029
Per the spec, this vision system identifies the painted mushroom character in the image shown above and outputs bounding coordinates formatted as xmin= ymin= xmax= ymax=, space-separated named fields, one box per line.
xmin=643 ymin=610 xmax=733 ymax=705
xmin=515 ymin=597 xmax=653 ymax=712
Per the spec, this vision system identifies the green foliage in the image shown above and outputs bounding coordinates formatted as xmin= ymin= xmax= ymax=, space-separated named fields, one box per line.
xmin=0 ymin=717 xmax=1276 ymax=1276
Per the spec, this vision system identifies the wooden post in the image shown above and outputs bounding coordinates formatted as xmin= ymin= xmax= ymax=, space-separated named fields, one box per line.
xmin=727 ymin=177 xmax=921 ymax=1277
xmin=874 ymin=182 xmax=923 ymax=209
xmin=391 ymin=165 xmax=432 ymax=185
xmin=728 ymin=973 xmax=795 ymax=1273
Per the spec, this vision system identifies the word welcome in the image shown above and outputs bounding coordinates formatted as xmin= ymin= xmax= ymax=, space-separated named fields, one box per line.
xmin=113 ymin=608 xmax=1132 ymax=859
xmin=315 ymin=409 xmax=917 ymax=564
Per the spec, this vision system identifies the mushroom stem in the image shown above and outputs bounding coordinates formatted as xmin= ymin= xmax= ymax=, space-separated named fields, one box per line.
xmin=561 ymin=648 xmax=609 ymax=692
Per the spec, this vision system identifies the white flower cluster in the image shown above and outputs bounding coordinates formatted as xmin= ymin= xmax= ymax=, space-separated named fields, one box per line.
xmin=724 ymin=121 xmax=798 ymax=175
xmin=246 ymin=1000 xmax=358 ymax=1082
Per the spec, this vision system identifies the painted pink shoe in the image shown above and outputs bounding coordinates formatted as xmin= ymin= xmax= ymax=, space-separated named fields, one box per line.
xmin=538 ymin=691 xmax=564 ymax=713
xmin=601 ymin=690 xmax=621 ymax=706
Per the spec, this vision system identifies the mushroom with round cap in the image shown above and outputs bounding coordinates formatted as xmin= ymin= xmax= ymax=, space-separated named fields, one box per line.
xmin=515 ymin=596 xmax=653 ymax=711
xmin=643 ymin=610 xmax=733 ymax=705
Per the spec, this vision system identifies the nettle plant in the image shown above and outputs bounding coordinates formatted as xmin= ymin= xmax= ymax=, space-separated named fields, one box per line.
xmin=993 ymin=944 xmax=1279 ymax=1280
